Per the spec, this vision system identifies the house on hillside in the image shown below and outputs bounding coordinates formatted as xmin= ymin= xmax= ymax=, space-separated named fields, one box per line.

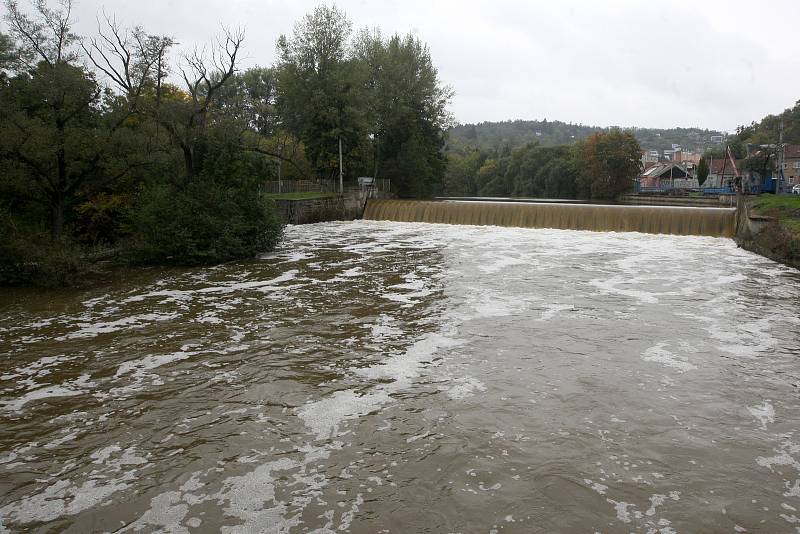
xmin=674 ymin=150 xmax=702 ymax=165
xmin=639 ymin=163 xmax=698 ymax=188
xmin=782 ymin=144 xmax=800 ymax=186
xmin=641 ymin=150 xmax=659 ymax=166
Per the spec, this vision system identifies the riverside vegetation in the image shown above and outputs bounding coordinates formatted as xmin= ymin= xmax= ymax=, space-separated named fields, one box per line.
xmin=0 ymin=1 xmax=452 ymax=285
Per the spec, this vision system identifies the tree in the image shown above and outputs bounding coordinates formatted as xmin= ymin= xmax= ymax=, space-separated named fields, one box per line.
xmin=579 ymin=129 xmax=642 ymax=199
xmin=219 ymin=66 xmax=312 ymax=179
xmin=0 ymin=0 xmax=110 ymax=238
xmin=358 ymin=32 xmax=453 ymax=197
xmin=697 ymin=156 xmax=710 ymax=186
xmin=276 ymin=5 xmax=365 ymax=180
xmin=0 ymin=61 xmax=107 ymax=238
xmin=0 ymin=31 xmax=17 ymax=75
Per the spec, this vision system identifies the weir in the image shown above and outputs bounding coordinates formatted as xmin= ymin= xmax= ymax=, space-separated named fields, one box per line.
xmin=363 ymin=199 xmax=737 ymax=237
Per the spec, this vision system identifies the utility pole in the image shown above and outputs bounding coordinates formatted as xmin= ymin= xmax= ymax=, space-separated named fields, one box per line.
xmin=778 ymin=120 xmax=784 ymax=194
xmin=278 ymin=159 xmax=282 ymax=194
xmin=339 ymin=137 xmax=343 ymax=194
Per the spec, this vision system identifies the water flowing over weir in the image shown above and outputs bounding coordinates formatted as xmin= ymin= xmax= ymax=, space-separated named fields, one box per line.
xmin=364 ymin=199 xmax=737 ymax=237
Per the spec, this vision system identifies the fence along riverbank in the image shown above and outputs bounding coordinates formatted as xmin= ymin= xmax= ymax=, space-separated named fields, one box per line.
xmin=363 ymin=199 xmax=737 ymax=237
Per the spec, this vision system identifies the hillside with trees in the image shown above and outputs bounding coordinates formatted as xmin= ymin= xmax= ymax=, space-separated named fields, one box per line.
xmin=734 ymin=99 xmax=800 ymax=146
xmin=445 ymin=129 xmax=642 ymax=200
xmin=449 ymin=120 xmax=726 ymax=153
xmin=0 ymin=1 xmax=451 ymax=285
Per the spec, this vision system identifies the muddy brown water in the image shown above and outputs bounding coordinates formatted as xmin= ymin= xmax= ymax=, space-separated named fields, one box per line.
xmin=1 ymin=221 xmax=799 ymax=533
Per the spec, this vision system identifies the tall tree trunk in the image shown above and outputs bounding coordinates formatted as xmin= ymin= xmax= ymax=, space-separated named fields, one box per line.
xmin=52 ymin=142 xmax=68 ymax=240
xmin=182 ymin=144 xmax=195 ymax=183
xmin=51 ymin=193 xmax=65 ymax=240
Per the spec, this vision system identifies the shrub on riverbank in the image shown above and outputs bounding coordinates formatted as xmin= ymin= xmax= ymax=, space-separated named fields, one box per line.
xmin=127 ymin=179 xmax=284 ymax=266
xmin=0 ymin=212 xmax=84 ymax=286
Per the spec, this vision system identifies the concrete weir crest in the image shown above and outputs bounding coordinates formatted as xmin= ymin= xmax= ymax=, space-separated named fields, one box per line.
xmin=362 ymin=199 xmax=737 ymax=237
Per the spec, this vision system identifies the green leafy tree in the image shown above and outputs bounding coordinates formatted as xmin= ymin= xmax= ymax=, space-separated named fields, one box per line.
xmin=357 ymin=32 xmax=453 ymax=197
xmin=0 ymin=61 xmax=106 ymax=238
xmin=0 ymin=0 xmax=108 ymax=238
xmin=697 ymin=156 xmax=710 ymax=186
xmin=579 ymin=129 xmax=642 ymax=199
xmin=444 ymin=148 xmax=484 ymax=195
xmin=276 ymin=5 xmax=366 ymax=180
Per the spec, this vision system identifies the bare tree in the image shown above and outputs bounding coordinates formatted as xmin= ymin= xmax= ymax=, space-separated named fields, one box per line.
xmin=170 ymin=27 xmax=244 ymax=180
xmin=180 ymin=28 xmax=243 ymax=129
xmin=79 ymin=17 xmax=245 ymax=182
xmin=3 ymin=0 xmax=78 ymax=68
xmin=82 ymin=13 xmax=174 ymax=109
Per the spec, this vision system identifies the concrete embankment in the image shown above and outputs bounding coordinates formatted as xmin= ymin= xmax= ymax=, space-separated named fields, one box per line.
xmin=276 ymin=190 xmax=392 ymax=224
xmin=619 ymin=194 xmax=736 ymax=208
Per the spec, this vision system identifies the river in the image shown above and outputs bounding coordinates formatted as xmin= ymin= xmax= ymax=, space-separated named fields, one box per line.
xmin=1 ymin=220 xmax=799 ymax=532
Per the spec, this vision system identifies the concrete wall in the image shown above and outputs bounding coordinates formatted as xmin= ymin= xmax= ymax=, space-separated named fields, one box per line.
xmin=734 ymin=195 xmax=772 ymax=240
xmin=276 ymin=190 xmax=391 ymax=225
xmin=620 ymin=194 xmax=736 ymax=208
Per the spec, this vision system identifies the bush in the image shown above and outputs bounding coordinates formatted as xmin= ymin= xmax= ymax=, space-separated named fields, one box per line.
xmin=0 ymin=211 xmax=84 ymax=286
xmin=73 ymin=193 xmax=133 ymax=246
xmin=128 ymin=178 xmax=284 ymax=266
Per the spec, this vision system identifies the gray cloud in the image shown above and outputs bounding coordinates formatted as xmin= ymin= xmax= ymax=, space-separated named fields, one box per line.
xmin=31 ymin=0 xmax=800 ymax=131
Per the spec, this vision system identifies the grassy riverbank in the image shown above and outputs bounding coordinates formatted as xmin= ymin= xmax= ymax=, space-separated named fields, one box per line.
xmin=742 ymin=195 xmax=800 ymax=270
xmin=752 ymin=195 xmax=800 ymax=233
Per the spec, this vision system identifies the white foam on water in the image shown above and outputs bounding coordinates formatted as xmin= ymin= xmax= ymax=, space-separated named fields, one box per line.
xmin=123 ymin=289 xmax=194 ymax=304
xmin=583 ymin=479 xmax=608 ymax=495
xmin=367 ymin=320 xmax=403 ymax=340
xmin=477 ymin=253 xmax=528 ymax=274
xmin=260 ymin=250 xmax=314 ymax=263
xmin=43 ymin=430 xmax=80 ymax=450
xmin=118 ymin=491 xmax=190 ymax=534
xmin=4 ymin=219 xmax=800 ymax=531
xmin=713 ymin=316 xmax=779 ymax=358
xmin=338 ymin=493 xmax=364 ymax=531
xmin=340 ymin=267 xmax=363 ymax=277
xmin=382 ymin=273 xmax=437 ymax=305
xmin=0 ymin=444 xmax=148 ymax=525
xmin=607 ymin=499 xmax=633 ymax=523
xmin=538 ymin=303 xmax=574 ymax=321
xmin=444 ymin=376 xmax=487 ymax=400
xmin=642 ymin=342 xmax=696 ymax=373
xmin=785 ymin=480 xmax=800 ymax=497
xmin=756 ymin=440 xmax=800 ymax=471
xmin=0 ymin=354 xmax=74 ymax=381
xmin=646 ymin=494 xmax=667 ymax=516
xmin=298 ymin=388 xmax=392 ymax=440
xmin=1 ymin=374 xmax=95 ymax=412
xmin=121 ymin=270 xmax=300 ymax=306
xmin=215 ymin=457 xmax=301 ymax=533
xmin=57 ymin=312 xmax=179 ymax=340
xmin=115 ymin=350 xmax=200 ymax=378
xmin=210 ymin=442 xmax=341 ymax=534
xmin=749 ymin=401 xmax=775 ymax=430
xmin=299 ymin=332 xmax=461 ymax=440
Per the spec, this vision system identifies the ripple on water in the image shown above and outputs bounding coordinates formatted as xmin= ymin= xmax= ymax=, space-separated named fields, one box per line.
xmin=0 ymin=221 xmax=799 ymax=532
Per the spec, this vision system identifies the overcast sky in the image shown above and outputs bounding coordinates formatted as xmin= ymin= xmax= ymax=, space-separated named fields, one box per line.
xmin=33 ymin=0 xmax=800 ymax=132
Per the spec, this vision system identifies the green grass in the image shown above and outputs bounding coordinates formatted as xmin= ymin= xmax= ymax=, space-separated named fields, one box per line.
xmin=752 ymin=194 xmax=800 ymax=211
xmin=264 ymin=191 xmax=338 ymax=201
xmin=752 ymin=194 xmax=800 ymax=233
